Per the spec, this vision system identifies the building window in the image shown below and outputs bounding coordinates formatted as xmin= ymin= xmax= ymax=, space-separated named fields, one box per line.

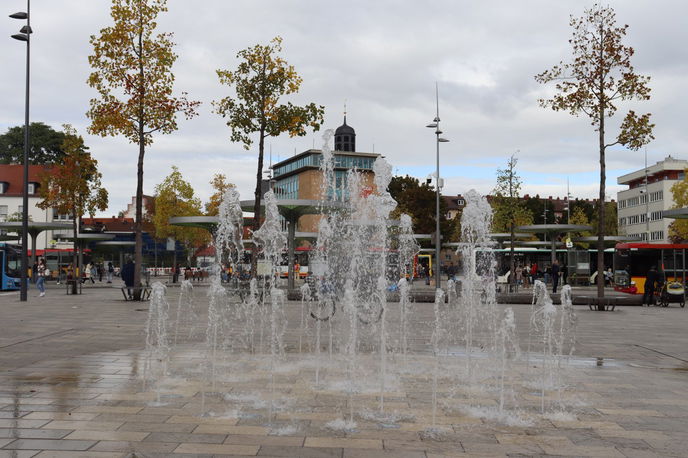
xmin=0 ymin=183 xmax=5 ymax=194
xmin=650 ymin=211 xmax=662 ymax=221
xmin=651 ymin=230 xmax=664 ymax=241
xmin=0 ymin=205 xmax=7 ymax=222
xmin=649 ymin=191 xmax=663 ymax=202
xmin=275 ymin=174 xmax=299 ymax=200
xmin=27 ymin=183 xmax=36 ymax=194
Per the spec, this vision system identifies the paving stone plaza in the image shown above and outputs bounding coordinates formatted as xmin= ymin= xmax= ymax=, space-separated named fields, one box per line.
xmin=1 ymin=283 xmax=687 ymax=457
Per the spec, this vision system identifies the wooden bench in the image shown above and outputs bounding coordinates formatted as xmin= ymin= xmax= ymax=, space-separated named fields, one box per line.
xmin=121 ymin=286 xmax=152 ymax=301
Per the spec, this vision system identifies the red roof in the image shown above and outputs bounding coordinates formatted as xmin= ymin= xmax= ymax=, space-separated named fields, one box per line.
xmin=81 ymin=217 xmax=135 ymax=232
xmin=0 ymin=164 xmax=53 ymax=197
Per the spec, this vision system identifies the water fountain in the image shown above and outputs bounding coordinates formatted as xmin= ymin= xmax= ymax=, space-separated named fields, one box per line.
xmin=146 ymin=131 xmax=582 ymax=432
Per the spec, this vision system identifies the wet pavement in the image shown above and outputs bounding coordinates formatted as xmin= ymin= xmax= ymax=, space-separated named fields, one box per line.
xmin=0 ymin=283 xmax=687 ymax=457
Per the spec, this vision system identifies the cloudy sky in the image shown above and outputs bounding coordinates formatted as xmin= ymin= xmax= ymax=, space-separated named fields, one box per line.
xmin=1 ymin=0 xmax=686 ymax=216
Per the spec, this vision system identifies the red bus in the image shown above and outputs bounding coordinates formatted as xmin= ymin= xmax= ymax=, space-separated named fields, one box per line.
xmin=613 ymin=242 xmax=688 ymax=294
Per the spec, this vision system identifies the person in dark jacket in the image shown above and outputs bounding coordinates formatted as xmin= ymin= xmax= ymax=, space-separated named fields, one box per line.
xmin=121 ymin=258 xmax=135 ymax=299
xmin=551 ymin=259 xmax=561 ymax=293
xmin=643 ymin=265 xmax=660 ymax=306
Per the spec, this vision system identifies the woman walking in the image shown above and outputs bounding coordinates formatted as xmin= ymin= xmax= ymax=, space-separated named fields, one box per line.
xmin=36 ymin=258 xmax=47 ymax=297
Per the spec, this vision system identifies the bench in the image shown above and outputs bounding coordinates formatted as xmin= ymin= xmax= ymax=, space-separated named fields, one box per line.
xmin=578 ymin=295 xmax=617 ymax=311
xmin=121 ymin=286 xmax=152 ymax=301
xmin=65 ymin=279 xmax=82 ymax=295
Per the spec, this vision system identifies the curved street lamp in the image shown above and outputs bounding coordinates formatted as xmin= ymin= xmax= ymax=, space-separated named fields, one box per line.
xmin=10 ymin=1 xmax=32 ymax=301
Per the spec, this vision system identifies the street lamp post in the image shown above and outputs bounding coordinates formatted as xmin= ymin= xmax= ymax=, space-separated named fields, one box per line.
xmin=10 ymin=1 xmax=32 ymax=302
xmin=426 ymin=83 xmax=449 ymax=291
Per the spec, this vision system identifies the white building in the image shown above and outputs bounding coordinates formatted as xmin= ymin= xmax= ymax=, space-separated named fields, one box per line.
xmin=0 ymin=164 xmax=72 ymax=251
xmin=617 ymin=155 xmax=688 ymax=243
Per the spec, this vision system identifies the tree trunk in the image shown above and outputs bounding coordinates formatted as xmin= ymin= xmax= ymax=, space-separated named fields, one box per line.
xmin=133 ymin=24 xmax=145 ymax=301
xmin=134 ymin=136 xmax=144 ymax=300
xmin=596 ymin=23 xmax=606 ymax=304
xmin=251 ymin=127 xmax=266 ymax=278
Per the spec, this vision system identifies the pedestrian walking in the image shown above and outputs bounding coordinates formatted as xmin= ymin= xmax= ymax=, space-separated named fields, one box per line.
xmin=97 ymin=264 xmax=104 ymax=282
xmin=36 ymin=257 xmax=47 ymax=297
xmin=90 ymin=263 xmax=97 ymax=283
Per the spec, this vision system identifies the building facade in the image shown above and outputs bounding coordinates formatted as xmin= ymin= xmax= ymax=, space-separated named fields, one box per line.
xmin=271 ymin=117 xmax=380 ymax=232
xmin=617 ymin=155 xmax=688 ymax=243
xmin=0 ymin=164 xmax=72 ymax=250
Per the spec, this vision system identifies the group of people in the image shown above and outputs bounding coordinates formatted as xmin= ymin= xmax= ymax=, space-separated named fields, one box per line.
xmin=514 ymin=260 xmax=567 ymax=293
xmin=31 ymin=259 xmax=118 ymax=297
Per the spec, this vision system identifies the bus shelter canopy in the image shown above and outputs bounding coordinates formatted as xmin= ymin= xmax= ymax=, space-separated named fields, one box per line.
xmin=663 ymin=208 xmax=688 ymax=219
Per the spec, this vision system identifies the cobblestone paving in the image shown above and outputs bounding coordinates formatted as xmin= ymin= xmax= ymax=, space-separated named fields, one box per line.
xmin=0 ymin=284 xmax=687 ymax=457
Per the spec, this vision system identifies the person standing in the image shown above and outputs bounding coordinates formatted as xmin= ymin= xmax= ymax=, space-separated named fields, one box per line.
xmin=515 ymin=264 xmax=523 ymax=286
xmin=90 ymin=263 xmax=97 ymax=283
xmin=562 ymin=261 xmax=569 ymax=285
xmin=107 ymin=262 xmax=114 ymax=283
xmin=121 ymin=258 xmax=135 ymax=299
xmin=97 ymin=264 xmax=104 ymax=282
xmin=447 ymin=262 xmax=456 ymax=282
xmin=530 ymin=262 xmax=538 ymax=282
xmin=643 ymin=265 xmax=660 ymax=306
xmin=35 ymin=258 xmax=47 ymax=297
xmin=551 ymin=259 xmax=560 ymax=293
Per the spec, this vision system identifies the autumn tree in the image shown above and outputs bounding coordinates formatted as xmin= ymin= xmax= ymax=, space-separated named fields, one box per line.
xmin=568 ymin=206 xmax=594 ymax=248
xmin=388 ymin=175 xmax=451 ymax=242
xmin=87 ymin=0 xmax=199 ymax=296
xmin=37 ymin=125 xmax=108 ymax=293
xmin=592 ymin=201 xmax=618 ymax=236
xmin=0 ymin=122 xmax=67 ymax=164
xmin=205 ymin=173 xmax=236 ymax=216
xmin=214 ymin=36 xmax=324 ymax=274
xmin=153 ymin=166 xmax=209 ymax=267
xmin=536 ymin=4 xmax=654 ymax=299
xmin=491 ymin=154 xmax=533 ymax=284
xmin=667 ymin=175 xmax=688 ymax=242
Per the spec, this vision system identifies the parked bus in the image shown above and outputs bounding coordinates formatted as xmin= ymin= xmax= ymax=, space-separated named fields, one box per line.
xmin=613 ymin=242 xmax=688 ymax=294
xmin=0 ymin=243 xmax=21 ymax=290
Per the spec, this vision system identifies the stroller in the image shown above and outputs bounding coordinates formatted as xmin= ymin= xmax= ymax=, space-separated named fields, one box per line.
xmin=658 ymin=281 xmax=686 ymax=308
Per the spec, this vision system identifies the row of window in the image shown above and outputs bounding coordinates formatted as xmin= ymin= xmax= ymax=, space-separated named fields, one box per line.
xmin=0 ymin=182 xmax=39 ymax=194
xmin=274 ymin=175 xmax=299 ymax=200
xmin=625 ymin=231 xmax=665 ymax=241
xmin=651 ymin=230 xmax=665 ymax=241
xmin=627 ymin=233 xmax=649 ymax=241
xmin=618 ymin=190 xmax=663 ymax=209
xmin=274 ymin=169 xmax=357 ymax=202
xmin=273 ymin=153 xmax=376 ymax=177
xmin=619 ymin=211 xmax=663 ymax=227
xmin=0 ymin=205 xmax=72 ymax=222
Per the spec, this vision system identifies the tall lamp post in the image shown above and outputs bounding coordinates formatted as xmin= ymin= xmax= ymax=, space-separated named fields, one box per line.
xmin=10 ymin=1 xmax=32 ymax=302
xmin=426 ymin=84 xmax=449 ymax=290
